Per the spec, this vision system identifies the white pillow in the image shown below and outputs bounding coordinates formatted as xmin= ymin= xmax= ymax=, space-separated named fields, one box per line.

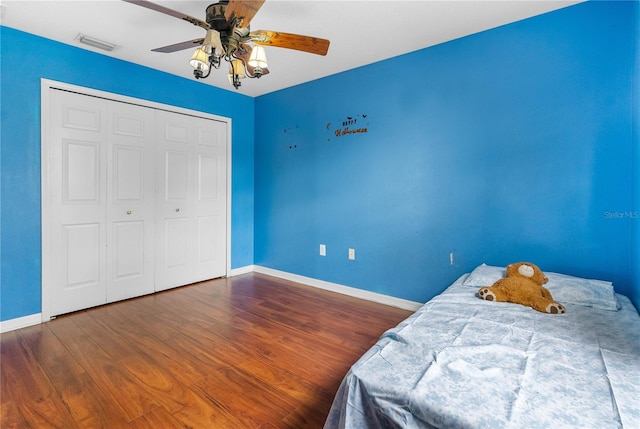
xmin=462 ymin=263 xmax=504 ymax=286
xmin=463 ymin=263 xmax=619 ymax=311
xmin=545 ymin=272 xmax=619 ymax=311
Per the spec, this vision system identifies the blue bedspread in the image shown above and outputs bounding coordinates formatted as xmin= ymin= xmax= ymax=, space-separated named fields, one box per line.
xmin=325 ymin=275 xmax=640 ymax=429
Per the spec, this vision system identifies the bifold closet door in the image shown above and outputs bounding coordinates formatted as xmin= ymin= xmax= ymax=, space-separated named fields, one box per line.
xmin=106 ymin=102 xmax=156 ymax=302
xmin=46 ymin=89 xmax=155 ymax=316
xmin=155 ymin=110 xmax=227 ymax=291
xmin=47 ymin=90 xmax=108 ymax=316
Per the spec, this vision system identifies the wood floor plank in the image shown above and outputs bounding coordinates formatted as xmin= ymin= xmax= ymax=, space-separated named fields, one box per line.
xmin=17 ymin=324 xmax=85 ymax=380
xmin=97 ymin=315 xmax=206 ymax=386
xmin=0 ymin=400 xmax=31 ymax=429
xmin=195 ymin=366 xmax=295 ymax=426
xmin=14 ymin=325 xmax=129 ymax=428
xmin=63 ymin=334 xmax=159 ymax=422
xmin=0 ymin=273 xmax=413 ymax=428
xmin=14 ymin=396 xmax=79 ymax=429
xmin=0 ymin=331 xmax=79 ymax=428
xmin=128 ymin=406 xmax=186 ymax=429
xmin=54 ymin=372 xmax=131 ymax=429
xmin=64 ymin=310 xmax=137 ymax=361
xmin=171 ymin=385 xmax=260 ymax=428
xmin=1 ymin=331 xmax=52 ymax=402
xmin=117 ymin=353 xmax=192 ymax=414
xmin=154 ymin=308 xmax=256 ymax=369
xmin=44 ymin=311 xmax=86 ymax=341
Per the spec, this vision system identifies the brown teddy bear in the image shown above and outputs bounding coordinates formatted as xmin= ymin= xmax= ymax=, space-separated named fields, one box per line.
xmin=477 ymin=262 xmax=566 ymax=314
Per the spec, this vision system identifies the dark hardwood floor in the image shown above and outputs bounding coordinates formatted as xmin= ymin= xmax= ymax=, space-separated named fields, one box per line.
xmin=0 ymin=273 xmax=413 ymax=428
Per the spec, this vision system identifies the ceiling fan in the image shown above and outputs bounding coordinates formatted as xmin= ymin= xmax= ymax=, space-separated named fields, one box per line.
xmin=123 ymin=0 xmax=330 ymax=89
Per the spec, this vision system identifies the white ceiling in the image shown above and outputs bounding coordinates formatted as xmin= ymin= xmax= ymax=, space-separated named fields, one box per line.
xmin=1 ymin=0 xmax=583 ymax=97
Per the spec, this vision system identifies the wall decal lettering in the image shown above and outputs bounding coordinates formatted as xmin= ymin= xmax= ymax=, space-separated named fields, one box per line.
xmin=335 ymin=127 xmax=368 ymax=137
xmin=327 ymin=113 xmax=369 ymax=141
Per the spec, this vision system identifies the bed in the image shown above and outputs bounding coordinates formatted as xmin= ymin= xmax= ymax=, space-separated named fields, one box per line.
xmin=324 ymin=264 xmax=640 ymax=429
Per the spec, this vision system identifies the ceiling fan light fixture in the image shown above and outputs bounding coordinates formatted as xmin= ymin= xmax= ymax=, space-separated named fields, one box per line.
xmin=228 ymin=58 xmax=246 ymax=89
xmin=247 ymin=45 xmax=268 ymax=69
xmin=229 ymin=59 xmax=246 ymax=78
xmin=189 ymin=48 xmax=210 ymax=72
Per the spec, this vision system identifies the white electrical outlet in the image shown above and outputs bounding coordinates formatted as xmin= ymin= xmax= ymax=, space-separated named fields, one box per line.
xmin=319 ymin=244 xmax=326 ymax=256
xmin=348 ymin=248 xmax=356 ymax=260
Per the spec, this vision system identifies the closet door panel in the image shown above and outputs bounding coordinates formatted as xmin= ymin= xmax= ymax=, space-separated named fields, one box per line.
xmin=63 ymin=224 xmax=101 ymax=286
xmin=106 ymin=102 xmax=155 ymax=302
xmin=113 ymin=146 xmax=143 ymax=200
xmin=155 ymin=113 xmax=196 ymax=290
xmin=197 ymin=216 xmax=218 ymax=261
xmin=112 ymin=221 xmax=145 ymax=278
xmin=193 ymin=117 xmax=227 ymax=281
xmin=63 ymin=140 xmax=100 ymax=202
xmin=155 ymin=111 xmax=227 ymax=291
xmin=165 ymin=218 xmax=191 ymax=268
xmin=165 ymin=151 xmax=190 ymax=199
xmin=47 ymin=90 xmax=108 ymax=316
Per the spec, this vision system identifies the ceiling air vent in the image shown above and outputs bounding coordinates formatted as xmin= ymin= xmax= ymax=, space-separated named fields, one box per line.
xmin=75 ymin=33 xmax=118 ymax=52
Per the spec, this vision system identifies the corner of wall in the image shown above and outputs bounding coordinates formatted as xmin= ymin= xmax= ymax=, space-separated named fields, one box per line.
xmin=631 ymin=0 xmax=640 ymax=311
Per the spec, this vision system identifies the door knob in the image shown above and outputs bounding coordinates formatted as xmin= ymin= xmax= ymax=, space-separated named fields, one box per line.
xmin=126 ymin=210 xmax=132 ymax=215
xmin=175 ymin=208 xmax=180 ymax=212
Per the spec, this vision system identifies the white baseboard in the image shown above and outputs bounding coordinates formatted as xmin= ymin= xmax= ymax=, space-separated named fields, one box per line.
xmin=253 ymin=266 xmax=423 ymax=312
xmin=0 ymin=267 xmax=420 ymax=333
xmin=229 ymin=265 xmax=256 ymax=276
xmin=0 ymin=313 xmax=42 ymax=333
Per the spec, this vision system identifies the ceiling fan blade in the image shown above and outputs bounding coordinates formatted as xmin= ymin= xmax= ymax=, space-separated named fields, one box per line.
xmin=122 ymin=0 xmax=210 ymax=30
xmin=151 ymin=38 xmax=205 ymax=53
xmin=225 ymin=0 xmax=265 ymax=28
xmin=250 ymin=30 xmax=330 ymax=56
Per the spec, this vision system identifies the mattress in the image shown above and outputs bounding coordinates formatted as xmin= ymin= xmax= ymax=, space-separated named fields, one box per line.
xmin=324 ymin=274 xmax=640 ymax=428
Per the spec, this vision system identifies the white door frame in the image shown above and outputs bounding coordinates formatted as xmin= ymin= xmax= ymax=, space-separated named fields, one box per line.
xmin=41 ymin=79 xmax=232 ymax=322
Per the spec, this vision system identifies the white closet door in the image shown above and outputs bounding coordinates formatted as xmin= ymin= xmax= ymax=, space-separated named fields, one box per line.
xmin=193 ymin=115 xmax=227 ymax=281
xmin=106 ymin=102 xmax=156 ymax=302
xmin=43 ymin=82 xmax=229 ymax=317
xmin=46 ymin=90 xmax=156 ymax=316
xmin=155 ymin=110 xmax=227 ymax=291
xmin=47 ymin=90 xmax=109 ymax=315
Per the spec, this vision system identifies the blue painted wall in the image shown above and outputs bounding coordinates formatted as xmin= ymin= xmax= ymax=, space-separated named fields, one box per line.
xmin=254 ymin=1 xmax=639 ymax=307
xmin=0 ymin=27 xmax=255 ymax=321
xmin=632 ymin=0 xmax=640 ymax=310
xmin=1 ymin=1 xmax=638 ymax=323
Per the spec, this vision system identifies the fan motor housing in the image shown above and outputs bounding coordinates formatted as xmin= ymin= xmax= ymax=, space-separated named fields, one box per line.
xmin=206 ymin=1 xmax=230 ymax=32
